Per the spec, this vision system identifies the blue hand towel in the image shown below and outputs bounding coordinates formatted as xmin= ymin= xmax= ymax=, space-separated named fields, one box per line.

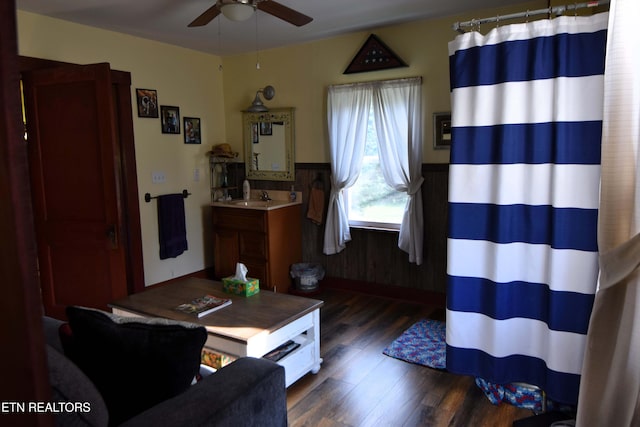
xmin=157 ymin=194 xmax=188 ymax=259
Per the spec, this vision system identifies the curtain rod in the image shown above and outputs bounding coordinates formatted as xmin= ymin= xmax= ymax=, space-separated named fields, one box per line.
xmin=328 ymin=76 xmax=422 ymax=90
xmin=452 ymin=0 xmax=610 ymax=33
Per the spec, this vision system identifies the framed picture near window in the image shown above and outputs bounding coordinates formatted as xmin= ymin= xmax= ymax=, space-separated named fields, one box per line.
xmin=183 ymin=117 xmax=201 ymax=144
xmin=136 ymin=88 xmax=158 ymax=118
xmin=259 ymin=121 xmax=272 ymax=136
xmin=433 ymin=112 xmax=452 ymax=149
xmin=161 ymin=105 xmax=180 ymax=134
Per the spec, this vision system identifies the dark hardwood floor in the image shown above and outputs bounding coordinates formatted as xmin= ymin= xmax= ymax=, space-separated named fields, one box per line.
xmin=286 ymin=288 xmax=534 ymax=426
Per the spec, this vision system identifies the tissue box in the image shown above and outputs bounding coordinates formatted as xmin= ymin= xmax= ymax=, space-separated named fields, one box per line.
xmin=222 ymin=277 xmax=260 ymax=296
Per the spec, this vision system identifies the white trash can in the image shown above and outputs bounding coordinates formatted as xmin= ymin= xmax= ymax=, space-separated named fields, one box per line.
xmin=290 ymin=263 xmax=325 ymax=292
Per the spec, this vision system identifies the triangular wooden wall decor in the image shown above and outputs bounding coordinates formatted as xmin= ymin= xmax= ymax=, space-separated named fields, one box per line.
xmin=343 ymin=34 xmax=408 ymax=74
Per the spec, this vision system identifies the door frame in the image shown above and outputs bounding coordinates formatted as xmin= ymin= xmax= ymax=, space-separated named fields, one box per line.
xmin=20 ymin=56 xmax=145 ymax=295
xmin=1 ymin=5 xmax=52 ymax=425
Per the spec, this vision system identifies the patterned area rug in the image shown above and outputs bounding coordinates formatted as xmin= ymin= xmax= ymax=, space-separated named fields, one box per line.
xmin=383 ymin=319 xmax=446 ymax=369
xmin=382 ymin=319 xmax=574 ymax=414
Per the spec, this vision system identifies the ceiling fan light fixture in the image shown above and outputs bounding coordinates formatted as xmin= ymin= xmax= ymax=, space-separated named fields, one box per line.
xmin=220 ymin=2 xmax=255 ymax=22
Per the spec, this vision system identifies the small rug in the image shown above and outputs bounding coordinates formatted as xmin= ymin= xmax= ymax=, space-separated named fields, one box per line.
xmin=383 ymin=319 xmax=446 ymax=369
xmin=382 ymin=319 xmax=575 ymax=414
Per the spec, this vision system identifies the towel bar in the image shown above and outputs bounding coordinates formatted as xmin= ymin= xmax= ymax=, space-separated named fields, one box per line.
xmin=144 ymin=189 xmax=191 ymax=203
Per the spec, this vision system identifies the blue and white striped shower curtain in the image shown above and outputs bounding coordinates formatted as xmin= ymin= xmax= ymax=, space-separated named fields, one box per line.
xmin=446 ymin=13 xmax=608 ymax=405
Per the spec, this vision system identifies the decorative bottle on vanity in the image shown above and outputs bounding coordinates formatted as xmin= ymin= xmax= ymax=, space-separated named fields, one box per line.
xmin=243 ymin=179 xmax=251 ymax=201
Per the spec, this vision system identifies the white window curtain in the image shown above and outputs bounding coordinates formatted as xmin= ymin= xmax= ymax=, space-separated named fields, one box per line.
xmin=577 ymin=0 xmax=640 ymax=424
xmin=324 ymin=77 xmax=424 ymax=264
xmin=323 ymin=84 xmax=371 ymax=255
xmin=373 ymin=77 xmax=424 ymax=264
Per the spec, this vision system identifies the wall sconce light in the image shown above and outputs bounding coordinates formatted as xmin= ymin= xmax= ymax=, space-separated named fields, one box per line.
xmin=247 ymin=85 xmax=275 ymax=112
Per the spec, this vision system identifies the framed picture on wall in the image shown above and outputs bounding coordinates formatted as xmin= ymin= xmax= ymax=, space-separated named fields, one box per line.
xmin=183 ymin=117 xmax=201 ymax=144
xmin=161 ymin=105 xmax=180 ymax=134
xmin=433 ymin=112 xmax=452 ymax=149
xmin=135 ymin=88 xmax=158 ymax=118
xmin=259 ymin=121 xmax=272 ymax=136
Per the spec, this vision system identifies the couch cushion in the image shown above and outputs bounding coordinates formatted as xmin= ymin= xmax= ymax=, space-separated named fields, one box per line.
xmin=43 ymin=316 xmax=66 ymax=353
xmin=63 ymin=306 xmax=207 ymax=426
xmin=47 ymin=344 xmax=109 ymax=427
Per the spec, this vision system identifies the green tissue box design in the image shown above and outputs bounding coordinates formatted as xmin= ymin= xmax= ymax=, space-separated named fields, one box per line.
xmin=222 ymin=277 xmax=260 ymax=296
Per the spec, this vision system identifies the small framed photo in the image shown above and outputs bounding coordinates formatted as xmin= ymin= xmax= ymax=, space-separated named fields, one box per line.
xmin=252 ymin=123 xmax=259 ymax=144
xmin=259 ymin=121 xmax=272 ymax=136
xmin=433 ymin=112 xmax=452 ymax=149
xmin=136 ymin=88 xmax=158 ymax=118
xmin=161 ymin=105 xmax=180 ymax=134
xmin=183 ymin=117 xmax=201 ymax=144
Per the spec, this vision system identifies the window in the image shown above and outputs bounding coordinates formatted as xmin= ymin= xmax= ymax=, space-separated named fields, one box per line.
xmin=325 ymin=77 xmax=423 ymax=263
xmin=345 ymin=108 xmax=408 ymax=230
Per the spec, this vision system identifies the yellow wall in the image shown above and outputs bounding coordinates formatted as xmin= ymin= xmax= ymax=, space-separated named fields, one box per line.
xmin=222 ymin=0 xmax=546 ymax=164
xmin=18 ymin=11 xmax=224 ymax=286
xmin=16 ymin=1 xmax=545 ymax=286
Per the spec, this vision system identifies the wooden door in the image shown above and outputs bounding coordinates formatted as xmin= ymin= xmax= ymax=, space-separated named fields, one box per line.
xmin=23 ymin=63 xmax=128 ymax=319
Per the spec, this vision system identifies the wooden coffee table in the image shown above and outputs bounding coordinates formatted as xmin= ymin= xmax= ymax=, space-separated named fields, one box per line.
xmin=109 ymin=277 xmax=323 ymax=387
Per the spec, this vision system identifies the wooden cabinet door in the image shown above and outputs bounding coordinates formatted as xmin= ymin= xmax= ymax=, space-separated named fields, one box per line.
xmin=213 ymin=228 xmax=240 ymax=278
xmin=240 ymin=260 xmax=269 ymax=290
xmin=238 ymin=230 xmax=270 ymax=289
xmin=23 ymin=63 xmax=128 ymax=319
xmin=239 ymin=231 xmax=267 ymax=260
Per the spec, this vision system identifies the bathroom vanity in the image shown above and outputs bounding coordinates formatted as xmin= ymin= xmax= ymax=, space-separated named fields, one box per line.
xmin=212 ymin=191 xmax=302 ymax=293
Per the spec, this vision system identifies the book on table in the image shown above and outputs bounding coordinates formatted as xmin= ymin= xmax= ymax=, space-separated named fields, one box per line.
xmin=262 ymin=340 xmax=301 ymax=362
xmin=175 ymin=294 xmax=232 ymax=318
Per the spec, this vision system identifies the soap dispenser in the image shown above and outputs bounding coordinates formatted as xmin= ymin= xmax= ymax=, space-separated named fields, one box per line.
xmin=243 ymin=179 xmax=251 ymax=201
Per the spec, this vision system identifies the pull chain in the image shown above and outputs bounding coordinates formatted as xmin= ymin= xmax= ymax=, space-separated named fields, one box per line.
xmin=255 ymin=11 xmax=261 ymax=70
xmin=218 ymin=18 xmax=223 ymax=71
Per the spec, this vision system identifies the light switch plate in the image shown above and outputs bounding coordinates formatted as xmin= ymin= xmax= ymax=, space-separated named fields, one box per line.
xmin=152 ymin=171 xmax=166 ymax=183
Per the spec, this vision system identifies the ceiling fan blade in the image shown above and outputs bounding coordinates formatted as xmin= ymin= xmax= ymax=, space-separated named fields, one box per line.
xmin=257 ymin=1 xmax=313 ymax=27
xmin=188 ymin=4 xmax=222 ymax=27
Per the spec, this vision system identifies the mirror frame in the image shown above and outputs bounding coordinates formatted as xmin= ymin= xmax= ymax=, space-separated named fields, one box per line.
xmin=243 ymin=107 xmax=295 ymax=181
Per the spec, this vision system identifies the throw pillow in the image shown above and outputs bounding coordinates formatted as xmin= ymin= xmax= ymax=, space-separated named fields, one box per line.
xmin=63 ymin=306 xmax=207 ymax=426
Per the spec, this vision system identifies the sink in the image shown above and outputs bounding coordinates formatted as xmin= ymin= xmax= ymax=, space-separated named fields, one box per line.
xmin=217 ymin=199 xmax=298 ymax=210
xmin=230 ymin=200 xmax=272 ymax=207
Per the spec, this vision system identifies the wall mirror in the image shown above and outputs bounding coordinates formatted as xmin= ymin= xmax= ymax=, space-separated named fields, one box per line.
xmin=243 ymin=107 xmax=295 ymax=181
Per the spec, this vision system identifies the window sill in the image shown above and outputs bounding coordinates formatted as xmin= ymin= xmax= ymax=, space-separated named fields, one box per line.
xmin=349 ymin=223 xmax=400 ymax=233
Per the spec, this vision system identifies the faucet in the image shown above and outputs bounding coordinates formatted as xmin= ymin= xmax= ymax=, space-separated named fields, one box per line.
xmin=260 ymin=190 xmax=271 ymax=201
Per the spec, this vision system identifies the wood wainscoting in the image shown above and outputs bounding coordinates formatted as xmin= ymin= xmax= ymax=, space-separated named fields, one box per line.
xmin=249 ymin=163 xmax=450 ymax=295
xmin=322 ymin=276 xmax=446 ymax=308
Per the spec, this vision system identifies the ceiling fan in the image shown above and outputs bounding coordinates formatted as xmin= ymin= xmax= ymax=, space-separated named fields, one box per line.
xmin=188 ymin=0 xmax=313 ymax=27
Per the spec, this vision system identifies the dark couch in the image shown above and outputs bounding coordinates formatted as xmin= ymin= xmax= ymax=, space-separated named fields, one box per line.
xmin=43 ymin=315 xmax=288 ymax=427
